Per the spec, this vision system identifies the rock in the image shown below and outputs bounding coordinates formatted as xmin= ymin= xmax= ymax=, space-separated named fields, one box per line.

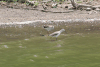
xmin=88 ymin=10 xmax=97 ymax=15
xmin=92 ymin=5 xmax=100 ymax=9
xmin=26 ymin=0 xmax=37 ymax=6
xmin=51 ymin=3 xmax=58 ymax=8
xmin=57 ymin=4 xmax=62 ymax=8
xmin=86 ymin=8 xmax=92 ymax=11
xmin=95 ymin=8 xmax=100 ymax=11
xmin=86 ymin=1 xmax=92 ymax=5
xmin=7 ymin=5 xmax=13 ymax=8
xmin=42 ymin=4 xmax=47 ymax=10
xmin=65 ymin=6 xmax=68 ymax=8
xmin=0 ymin=2 xmax=7 ymax=6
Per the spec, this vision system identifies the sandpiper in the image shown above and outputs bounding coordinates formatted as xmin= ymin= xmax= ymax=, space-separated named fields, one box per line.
xmin=43 ymin=25 xmax=54 ymax=36
xmin=49 ymin=29 xmax=65 ymax=40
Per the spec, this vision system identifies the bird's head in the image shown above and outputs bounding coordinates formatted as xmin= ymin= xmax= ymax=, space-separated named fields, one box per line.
xmin=61 ymin=29 xmax=65 ymax=31
xmin=60 ymin=29 xmax=67 ymax=34
xmin=60 ymin=29 xmax=65 ymax=32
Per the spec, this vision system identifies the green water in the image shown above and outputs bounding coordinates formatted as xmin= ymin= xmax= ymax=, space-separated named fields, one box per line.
xmin=0 ymin=22 xmax=100 ymax=67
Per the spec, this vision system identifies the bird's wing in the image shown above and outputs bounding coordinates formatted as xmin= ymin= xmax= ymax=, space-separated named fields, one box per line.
xmin=44 ymin=25 xmax=54 ymax=28
xmin=44 ymin=26 xmax=49 ymax=28
xmin=49 ymin=31 xmax=59 ymax=36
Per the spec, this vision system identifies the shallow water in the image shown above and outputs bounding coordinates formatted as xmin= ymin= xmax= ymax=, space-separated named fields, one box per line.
xmin=0 ymin=21 xmax=100 ymax=67
xmin=0 ymin=21 xmax=100 ymax=42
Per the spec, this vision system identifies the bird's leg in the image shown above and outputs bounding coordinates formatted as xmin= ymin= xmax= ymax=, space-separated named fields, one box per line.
xmin=50 ymin=37 xmax=52 ymax=41
xmin=56 ymin=38 xmax=57 ymax=40
xmin=50 ymin=37 xmax=53 ymax=41
xmin=47 ymin=31 xmax=49 ymax=36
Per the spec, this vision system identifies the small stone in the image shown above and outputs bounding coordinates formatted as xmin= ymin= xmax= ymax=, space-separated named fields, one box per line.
xmin=30 ymin=59 xmax=34 ymax=61
xmin=86 ymin=8 xmax=92 ymax=11
xmin=25 ymin=39 xmax=29 ymax=40
xmin=56 ymin=44 xmax=61 ymax=47
xmin=19 ymin=46 xmax=22 ymax=48
xmin=45 ymin=56 xmax=48 ymax=58
xmin=96 ymin=8 xmax=100 ymax=11
xmin=4 ymin=45 xmax=8 ymax=48
xmin=34 ymin=55 xmax=37 ymax=57
xmin=65 ymin=6 xmax=68 ymax=8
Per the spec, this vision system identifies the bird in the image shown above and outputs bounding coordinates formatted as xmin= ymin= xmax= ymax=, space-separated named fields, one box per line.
xmin=49 ymin=29 xmax=65 ymax=40
xmin=43 ymin=25 xmax=54 ymax=36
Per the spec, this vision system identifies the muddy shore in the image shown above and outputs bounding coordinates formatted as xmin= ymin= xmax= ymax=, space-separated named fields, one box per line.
xmin=0 ymin=7 xmax=100 ymax=23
